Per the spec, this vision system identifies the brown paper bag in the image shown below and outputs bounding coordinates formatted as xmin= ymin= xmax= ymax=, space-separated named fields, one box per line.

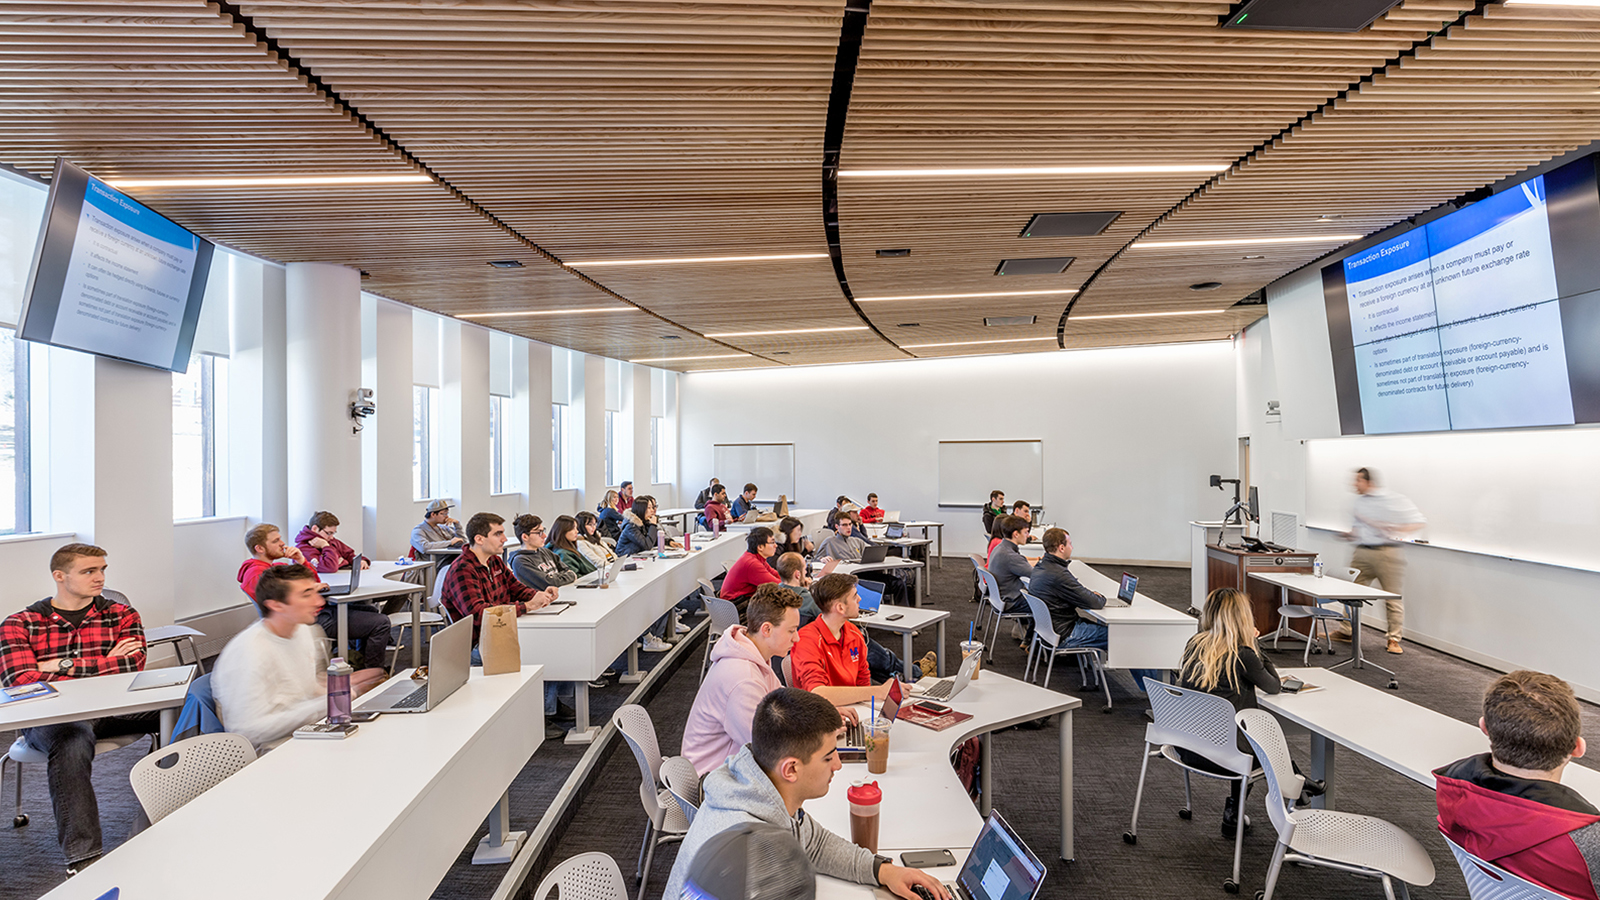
xmin=776 ymin=495 xmax=789 ymax=517
xmin=479 ymin=604 xmax=521 ymax=675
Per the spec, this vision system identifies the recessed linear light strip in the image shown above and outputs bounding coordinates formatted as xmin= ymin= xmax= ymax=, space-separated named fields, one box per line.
xmin=705 ymin=326 xmax=868 ymax=337
xmin=855 ymin=288 xmax=1077 ymax=303
xmin=455 ymin=308 xmax=633 ymax=319
xmin=901 ymin=336 xmax=1060 ymax=349
xmin=105 ymin=174 xmax=434 ymax=189
xmin=839 ymin=164 xmax=1228 ymax=179
xmin=1505 ymin=1 xmax=1600 ymax=6
xmin=568 ymin=252 xmax=828 ymax=267
xmin=628 ymin=353 xmax=750 ymax=363
xmin=1133 ymin=234 xmax=1364 ymax=249
xmin=1072 ymin=309 xmax=1230 ymax=321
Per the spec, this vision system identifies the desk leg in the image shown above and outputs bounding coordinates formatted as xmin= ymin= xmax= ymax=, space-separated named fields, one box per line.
xmin=472 ymin=790 xmax=528 ymax=865
xmin=336 ymin=603 xmax=350 ymax=662
xmin=937 ymin=621 xmax=946 ymax=677
xmin=667 ymin=607 xmax=682 ymax=644
xmin=916 ymin=563 xmax=925 ymax=607
xmin=411 ymin=590 xmax=423 ymax=670
xmin=565 ymin=681 xmax=597 ymax=746
xmin=1059 ymin=709 xmax=1075 ymax=861
xmin=933 ymin=525 xmax=942 ymax=568
xmin=902 ymin=632 xmax=914 ymax=681
xmin=619 ymin=642 xmax=645 ymax=685
xmin=979 ymin=732 xmax=993 ymax=818
xmin=158 ymin=707 xmax=176 ymax=747
xmin=1308 ymin=733 xmax=1336 ymax=811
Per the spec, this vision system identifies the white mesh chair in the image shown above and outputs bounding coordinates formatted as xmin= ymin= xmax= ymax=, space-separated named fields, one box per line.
xmin=1021 ymin=591 xmax=1111 ymax=711
xmin=695 ymin=579 xmax=718 ymax=614
xmin=532 ymin=851 xmax=629 ymax=900
xmin=780 ymin=654 xmax=794 ymax=687
xmin=976 ymin=567 xmax=1028 ymax=649
xmin=699 ymin=594 xmax=741 ymax=681
xmin=1237 ymin=709 xmax=1435 ymax=900
xmin=1440 ymin=832 xmax=1568 ymax=900
xmin=660 ymin=755 xmax=702 ymax=827
xmin=613 ymin=704 xmax=690 ymax=900
xmin=390 ymin=585 xmax=450 ymax=668
xmin=128 ymin=732 xmax=256 ymax=825
xmin=969 ymin=554 xmax=987 ymax=603
xmin=145 ymin=624 xmax=207 ymax=673
xmin=1269 ymin=603 xmax=1349 ymax=663
xmin=1125 ymin=680 xmax=1286 ymax=894
xmin=3 ymin=732 xmax=148 ymax=828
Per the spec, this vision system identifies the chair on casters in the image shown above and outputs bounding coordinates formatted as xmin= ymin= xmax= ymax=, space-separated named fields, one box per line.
xmin=1021 ymin=591 xmax=1111 ymax=711
xmin=1269 ymin=603 xmax=1349 ymax=663
xmin=1125 ymin=680 xmax=1289 ymax=894
xmin=969 ymin=554 xmax=987 ymax=603
xmin=532 ymin=851 xmax=629 ymax=900
xmin=389 ymin=587 xmax=450 ymax=668
xmin=699 ymin=594 xmax=740 ymax=682
xmin=129 ymin=732 xmax=256 ymax=824
xmin=613 ymin=704 xmax=691 ymax=900
xmin=660 ymin=755 xmax=701 ymax=827
xmin=1439 ymin=832 xmax=1567 ymax=900
xmin=1236 ymin=709 xmax=1434 ymax=900
xmin=975 ymin=568 xmax=1028 ymax=649
xmin=780 ymin=654 xmax=794 ymax=687
xmin=3 ymin=732 xmax=150 ymax=828
xmin=145 ymin=624 xmax=207 ymax=673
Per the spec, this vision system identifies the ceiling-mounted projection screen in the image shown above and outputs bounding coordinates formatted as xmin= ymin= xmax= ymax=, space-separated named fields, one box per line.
xmin=938 ymin=440 xmax=1043 ymax=507
xmin=713 ymin=443 xmax=795 ymax=502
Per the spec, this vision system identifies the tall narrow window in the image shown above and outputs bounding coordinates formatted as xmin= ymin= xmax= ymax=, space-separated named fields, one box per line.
xmin=0 ymin=329 xmax=31 ymax=534
xmin=413 ymin=385 xmax=439 ymax=500
xmin=490 ymin=394 xmax=513 ymax=494
xmin=552 ymin=401 xmax=570 ymax=489
xmin=604 ymin=409 xmax=616 ymax=487
xmin=173 ymin=354 xmax=227 ymax=519
xmin=650 ymin=415 xmax=664 ymax=485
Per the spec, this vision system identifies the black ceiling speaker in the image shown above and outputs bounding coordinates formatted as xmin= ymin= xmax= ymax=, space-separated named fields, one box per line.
xmin=1020 ymin=212 xmax=1121 ymax=238
xmin=1222 ymin=0 xmax=1402 ymax=32
xmin=995 ymin=257 xmax=1074 ymax=276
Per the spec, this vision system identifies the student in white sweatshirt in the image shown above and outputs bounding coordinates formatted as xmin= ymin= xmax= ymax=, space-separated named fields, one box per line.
xmin=213 ymin=564 xmax=386 ymax=750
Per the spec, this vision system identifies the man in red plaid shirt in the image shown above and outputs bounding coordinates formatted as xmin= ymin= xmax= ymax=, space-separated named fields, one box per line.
xmin=0 ymin=543 xmax=158 ymax=871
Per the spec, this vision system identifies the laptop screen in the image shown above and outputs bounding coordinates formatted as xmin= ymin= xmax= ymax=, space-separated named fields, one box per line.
xmin=856 ymin=578 xmax=886 ymax=614
xmin=885 ymin=522 xmax=905 ymax=539
xmin=957 ymin=812 xmax=1046 ymax=900
xmin=1118 ymin=573 xmax=1138 ymax=604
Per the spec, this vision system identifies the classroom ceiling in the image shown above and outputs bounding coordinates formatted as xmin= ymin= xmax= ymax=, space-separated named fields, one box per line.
xmin=3 ymin=1 xmax=1600 ymax=370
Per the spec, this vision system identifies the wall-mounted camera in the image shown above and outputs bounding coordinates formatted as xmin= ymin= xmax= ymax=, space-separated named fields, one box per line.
xmin=350 ymin=388 xmax=375 ymax=433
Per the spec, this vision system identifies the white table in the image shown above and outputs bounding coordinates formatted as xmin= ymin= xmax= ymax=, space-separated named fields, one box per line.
xmin=1066 ymin=561 xmax=1196 ymax=671
xmin=44 ymin=665 xmax=546 ymax=899
xmin=321 ymin=560 xmax=427 ymax=666
xmin=0 ymin=668 xmax=192 ymax=748
xmin=1247 ymin=571 xmax=1401 ymax=684
xmin=724 ymin=508 xmax=828 ymax=534
xmin=852 ymin=603 xmax=949 ymax=679
xmin=818 ymin=862 xmax=962 ymax=899
xmin=1260 ymin=667 xmax=1600 ymax=811
xmin=806 ymin=672 xmax=1081 ymax=861
xmin=835 ymin=557 xmax=926 ymax=607
xmin=658 ymin=507 xmax=698 ymax=533
xmin=866 ymin=520 xmax=945 ymax=567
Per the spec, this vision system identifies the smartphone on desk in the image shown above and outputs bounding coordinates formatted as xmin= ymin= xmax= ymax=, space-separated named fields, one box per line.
xmin=901 ymin=850 xmax=957 ymax=869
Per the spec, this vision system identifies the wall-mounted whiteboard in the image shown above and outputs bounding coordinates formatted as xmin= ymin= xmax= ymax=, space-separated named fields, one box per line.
xmin=938 ymin=441 xmax=1043 ymax=507
xmin=714 ymin=443 xmax=795 ymax=502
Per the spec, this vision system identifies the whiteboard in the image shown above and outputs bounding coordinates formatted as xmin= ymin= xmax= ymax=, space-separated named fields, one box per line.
xmin=938 ymin=441 xmax=1043 ymax=507
xmin=713 ymin=443 xmax=795 ymax=502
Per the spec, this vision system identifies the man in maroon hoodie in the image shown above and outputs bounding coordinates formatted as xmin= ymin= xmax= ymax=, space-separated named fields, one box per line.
xmin=282 ymin=513 xmax=391 ymax=670
xmin=295 ymin=511 xmax=369 ymax=573
xmin=1435 ymin=669 xmax=1599 ymax=900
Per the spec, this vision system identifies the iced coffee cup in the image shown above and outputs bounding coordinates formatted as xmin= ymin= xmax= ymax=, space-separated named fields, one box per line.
xmin=961 ymin=640 xmax=984 ymax=679
xmin=865 ymin=717 xmax=892 ymax=774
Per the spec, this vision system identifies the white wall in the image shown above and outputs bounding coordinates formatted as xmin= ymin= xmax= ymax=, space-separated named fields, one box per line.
xmin=679 ymin=343 xmax=1238 ymax=563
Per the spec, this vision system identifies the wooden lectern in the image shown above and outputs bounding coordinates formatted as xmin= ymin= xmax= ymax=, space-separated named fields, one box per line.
xmin=1205 ymin=544 xmax=1317 ymax=635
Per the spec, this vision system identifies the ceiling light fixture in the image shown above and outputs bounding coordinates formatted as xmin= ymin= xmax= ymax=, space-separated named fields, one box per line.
xmin=567 ymin=252 xmax=828 ymax=267
xmin=455 ymin=307 xmax=633 ymax=319
xmin=1133 ymin=234 xmax=1364 ymax=249
xmin=629 ymin=353 xmax=751 ymax=363
xmin=1505 ymin=0 xmax=1600 ymax=6
xmin=901 ymin=336 xmax=1059 ymax=349
xmin=704 ymin=326 xmax=869 ymax=337
xmin=1071 ymin=309 xmax=1230 ymax=321
xmin=105 ymin=174 xmax=433 ymax=189
xmin=839 ymin=164 xmax=1227 ymax=178
xmin=855 ymin=288 xmax=1077 ymax=303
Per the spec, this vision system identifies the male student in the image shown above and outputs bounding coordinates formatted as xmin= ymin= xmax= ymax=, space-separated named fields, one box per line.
xmin=813 ymin=516 xmax=868 ymax=563
xmin=987 ymin=514 xmax=1034 ymax=615
xmin=295 ymin=510 xmax=369 ymax=573
xmin=662 ymin=687 xmax=949 ymax=900
xmin=1028 ymin=528 xmax=1161 ymax=688
xmin=722 ymin=527 xmax=781 ymax=607
xmin=731 ymin=482 xmax=760 ymax=520
xmin=777 ymin=555 xmax=925 ymax=683
xmin=249 ymin=520 xmax=391 ymax=671
xmin=440 ymin=512 xmax=559 ymax=646
xmin=789 ymin=573 xmax=896 ymax=710
xmin=237 ymin=522 xmax=319 ymax=598
xmin=981 ymin=489 xmax=1007 ymax=536
xmin=694 ymin=476 xmax=721 ymax=510
xmin=682 ymin=584 xmax=802 ymax=775
xmin=410 ymin=498 xmax=465 ymax=555
xmin=697 ymin=483 xmax=732 ymax=532
xmin=859 ymin=493 xmax=885 ymax=524
xmin=825 ymin=495 xmax=856 ymax=530
xmin=0 ymin=544 xmax=154 ymax=872
xmin=507 ymin=514 xmax=578 ymax=591
xmin=1435 ymin=670 xmax=1599 ymax=899
xmin=213 ymin=564 xmax=386 ymax=751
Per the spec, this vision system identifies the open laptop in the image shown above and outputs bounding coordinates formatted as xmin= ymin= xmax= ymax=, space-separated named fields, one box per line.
xmin=912 ymin=647 xmax=981 ymax=702
xmin=883 ymin=522 xmax=906 ymax=540
xmin=359 ymin=616 xmax=472 ymax=714
xmin=858 ymin=544 xmax=890 ymax=565
xmin=320 ymin=561 xmax=361 ymax=597
xmin=851 ymin=578 xmax=887 ymax=618
xmin=885 ymin=510 xmax=901 ymax=523
xmin=1104 ymin=572 xmax=1138 ymax=609
xmin=935 ymin=811 xmax=1048 ymax=900
xmin=838 ymin=678 xmax=903 ymax=755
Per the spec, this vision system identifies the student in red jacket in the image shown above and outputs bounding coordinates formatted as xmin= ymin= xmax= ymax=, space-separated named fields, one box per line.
xmin=295 ymin=510 xmax=369 ymax=573
xmin=1435 ymin=669 xmax=1599 ymax=900
xmin=236 ymin=522 xmax=320 ymax=598
xmin=290 ymin=513 xmax=390 ymax=670
xmin=0 ymin=544 xmax=155 ymax=871
xmin=789 ymin=573 xmax=893 ymax=718
xmin=859 ymin=493 xmax=885 ymax=524
xmin=721 ymin=527 xmax=781 ymax=609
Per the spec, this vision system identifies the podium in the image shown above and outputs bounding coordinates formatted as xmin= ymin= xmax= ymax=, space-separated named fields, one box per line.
xmin=1205 ymin=544 xmax=1317 ymax=635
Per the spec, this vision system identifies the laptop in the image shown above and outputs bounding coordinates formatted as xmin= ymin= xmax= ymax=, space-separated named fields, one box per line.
xmin=838 ymin=678 xmax=903 ymax=754
xmin=884 ymin=522 xmax=906 ymax=540
xmin=852 ymin=578 xmax=887 ymax=618
xmin=858 ymin=544 xmax=890 ymax=565
xmin=885 ymin=510 xmax=901 ymax=523
xmin=320 ymin=561 xmax=361 ymax=597
xmin=1104 ymin=572 xmax=1138 ymax=609
xmin=913 ymin=648 xmax=981 ymax=702
xmin=936 ymin=811 xmax=1048 ymax=900
xmin=359 ymin=616 xmax=472 ymax=714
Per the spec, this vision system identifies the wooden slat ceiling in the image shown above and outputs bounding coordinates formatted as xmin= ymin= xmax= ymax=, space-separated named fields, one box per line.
xmin=2 ymin=1 xmax=1599 ymax=370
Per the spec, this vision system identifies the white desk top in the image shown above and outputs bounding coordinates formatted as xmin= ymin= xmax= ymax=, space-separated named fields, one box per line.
xmin=1066 ymin=560 xmax=1197 ymax=625
xmin=0 ymin=668 xmax=193 ymax=733
xmin=658 ymin=507 xmax=698 ymax=517
xmin=522 ymin=533 xmax=745 ymax=630
xmin=46 ymin=665 xmax=546 ymax=900
xmin=818 ymin=863 xmax=962 ymax=899
xmin=1248 ymin=571 xmax=1399 ymax=601
xmin=852 ymin=603 xmax=949 ymax=634
xmin=1261 ymin=667 xmax=1600 ymax=805
xmin=321 ymin=560 xmax=426 ymax=602
xmin=834 ymin=558 xmax=921 ymax=575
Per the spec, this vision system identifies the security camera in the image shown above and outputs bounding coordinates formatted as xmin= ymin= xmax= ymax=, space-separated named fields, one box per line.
xmin=349 ymin=388 xmax=376 ymax=432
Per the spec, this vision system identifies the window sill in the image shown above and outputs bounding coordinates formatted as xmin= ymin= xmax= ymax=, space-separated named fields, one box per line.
xmin=174 ymin=514 xmax=249 ymax=527
xmin=0 ymin=529 xmax=74 ymax=546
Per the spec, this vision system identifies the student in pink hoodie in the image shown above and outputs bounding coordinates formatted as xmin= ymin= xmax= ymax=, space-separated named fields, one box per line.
xmin=682 ymin=583 xmax=802 ymax=776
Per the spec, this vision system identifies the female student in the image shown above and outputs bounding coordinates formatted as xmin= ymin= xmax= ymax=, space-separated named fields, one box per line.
xmin=773 ymin=515 xmax=814 ymax=559
xmin=596 ymin=490 xmax=624 ymax=540
xmin=546 ymin=514 xmax=597 ymax=576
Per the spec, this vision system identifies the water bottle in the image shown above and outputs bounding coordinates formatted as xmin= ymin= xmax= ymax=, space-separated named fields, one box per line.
xmin=327 ymin=657 xmax=354 ymax=724
xmin=684 ymin=531 xmax=693 ymax=552
xmin=1314 ymin=559 xmax=1324 ymax=578
xmin=711 ymin=516 xmax=721 ymax=537
xmin=656 ymin=527 xmax=666 ymax=554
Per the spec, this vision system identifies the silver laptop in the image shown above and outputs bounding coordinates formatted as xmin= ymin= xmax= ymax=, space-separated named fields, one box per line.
xmin=320 ymin=561 xmax=360 ymax=597
xmin=937 ymin=811 xmax=1048 ymax=900
xmin=884 ymin=522 xmax=906 ymax=540
xmin=1104 ymin=572 xmax=1138 ymax=609
xmin=915 ymin=648 xmax=981 ymax=702
xmin=359 ymin=617 xmax=472 ymax=714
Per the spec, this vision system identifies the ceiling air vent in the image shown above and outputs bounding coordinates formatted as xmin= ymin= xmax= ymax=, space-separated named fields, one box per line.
xmin=1020 ymin=212 xmax=1121 ymax=238
xmin=875 ymin=248 xmax=912 ymax=258
xmin=984 ymin=316 xmax=1037 ymax=327
xmin=995 ymin=257 xmax=1074 ymax=277
xmin=1222 ymin=0 xmax=1401 ymax=32
xmin=487 ymin=260 xmax=524 ymax=268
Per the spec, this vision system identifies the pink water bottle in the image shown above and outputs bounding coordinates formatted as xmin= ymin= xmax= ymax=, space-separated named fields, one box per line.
xmin=711 ymin=516 xmax=722 ymax=537
xmin=657 ymin=528 xmax=666 ymax=554
xmin=327 ymin=657 xmax=354 ymax=724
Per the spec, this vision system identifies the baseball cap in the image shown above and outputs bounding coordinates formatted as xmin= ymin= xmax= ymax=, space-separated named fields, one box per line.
xmin=426 ymin=499 xmax=453 ymax=514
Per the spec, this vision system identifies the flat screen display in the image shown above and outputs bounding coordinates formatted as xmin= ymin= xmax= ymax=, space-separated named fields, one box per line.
xmin=1323 ymin=155 xmax=1600 ymax=434
xmin=19 ymin=159 xmax=213 ymax=373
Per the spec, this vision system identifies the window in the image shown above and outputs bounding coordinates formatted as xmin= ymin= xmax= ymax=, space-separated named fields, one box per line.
xmin=172 ymin=354 xmax=228 ymax=519
xmin=490 ymin=394 xmax=513 ymax=494
xmin=604 ymin=409 xmax=616 ymax=487
xmin=552 ymin=401 xmax=570 ymax=490
xmin=0 ymin=329 xmax=31 ymax=534
xmin=413 ymin=385 xmax=439 ymax=500
xmin=651 ymin=416 xmax=664 ymax=485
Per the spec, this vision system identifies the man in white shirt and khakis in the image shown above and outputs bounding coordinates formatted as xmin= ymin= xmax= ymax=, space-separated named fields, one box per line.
xmin=1336 ymin=467 xmax=1425 ymax=655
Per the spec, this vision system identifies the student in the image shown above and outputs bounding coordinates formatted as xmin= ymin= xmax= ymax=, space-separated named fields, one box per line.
xmin=574 ymin=511 xmax=617 ymax=570
xmin=682 ymin=584 xmax=802 ymax=775
xmin=296 ymin=510 xmax=369 ymax=573
xmin=1435 ymin=670 xmax=1599 ymax=899
xmin=698 ymin=483 xmax=732 ymax=532
xmin=617 ymin=495 xmax=677 ymax=556
xmin=789 ymin=574 xmax=895 ymax=710
xmin=981 ymin=489 xmax=1007 ymax=536
xmin=439 ymin=512 xmax=558 ymax=647
xmin=777 ymin=551 xmax=822 ymax=626
xmin=237 ymin=522 xmax=320 ymax=598
xmin=213 ymin=564 xmax=386 ymax=752
xmin=694 ymin=477 xmax=721 ymax=510
xmin=825 ymin=495 xmax=856 ymax=530
xmin=284 ymin=513 xmax=391 ymax=671
xmin=410 ymin=499 xmax=465 ymax=555
xmin=859 ymin=493 xmax=885 ymax=524
xmin=662 ymin=687 xmax=949 ymax=900
xmin=813 ymin=516 xmax=868 ymax=563
xmin=545 ymin=514 xmax=597 ymax=577
xmin=0 ymin=544 xmax=153 ymax=872
xmin=617 ymin=480 xmax=635 ymax=514
xmin=508 ymin=515 xmax=579 ymax=590
xmin=731 ymin=482 xmax=760 ymax=521
xmin=987 ymin=515 xmax=1034 ymax=618
xmin=596 ymin=489 xmax=625 ymax=541
xmin=1178 ymin=587 xmax=1320 ymax=835
xmin=721 ymin=527 xmax=781 ymax=606
xmin=1027 ymin=528 xmax=1160 ymax=688
xmin=773 ymin=515 xmax=814 ymax=559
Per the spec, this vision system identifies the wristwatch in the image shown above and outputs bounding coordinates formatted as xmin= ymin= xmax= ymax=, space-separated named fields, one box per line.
xmin=873 ymin=855 xmax=891 ymax=884
xmin=56 ymin=657 xmax=74 ymax=674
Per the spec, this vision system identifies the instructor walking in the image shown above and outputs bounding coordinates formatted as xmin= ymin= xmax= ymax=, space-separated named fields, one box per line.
xmin=1337 ymin=467 xmax=1425 ymax=655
